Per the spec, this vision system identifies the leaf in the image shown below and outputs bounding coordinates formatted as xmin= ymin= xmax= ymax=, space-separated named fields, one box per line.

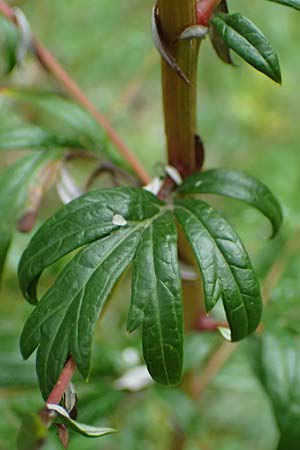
xmin=19 ymin=187 xmax=170 ymax=397
xmin=47 ymin=404 xmax=116 ymax=437
xmin=179 ymin=25 xmax=208 ymax=41
xmin=0 ymin=125 xmax=85 ymax=151
xmin=128 ymin=211 xmax=183 ymax=385
xmin=21 ymin=226 xmax=144 ymax=398
xmin=250 ymin=331 xmax=300 ymax=450
xmin=0 ymin=88 xmax=123 ymax=164
xmin=0 ymin=17 xmax=19 ymax=75
xmin=267 ymin=0 xmax=300 ymax=10
xmin=17 ymin=412 xmax=48 ymax=450
xmin=209 ymin=0 xmax=234 ymax=65
xmin=174 ymin=198 xmax=262 ymax=341
xmin=210 ymin=12 xmax=281 ymax=83
xmin=177 ymin=168 xmax=283 ymax=237
xmin=0 ymin=153 xmax=50 ymax=277
xmin=19 ymin=187 xmax=162 ymax=303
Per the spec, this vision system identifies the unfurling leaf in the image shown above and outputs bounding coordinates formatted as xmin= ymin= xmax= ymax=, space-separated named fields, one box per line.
xmin=47 ymin=404 xmax=116 ymax=437
xmin=210 ymin=12 xmax=281 ymax=83
xmin=174 ymin=198 xmax=262 ymax=341
xmin=177 ymin=168 xmax=283 ymax=237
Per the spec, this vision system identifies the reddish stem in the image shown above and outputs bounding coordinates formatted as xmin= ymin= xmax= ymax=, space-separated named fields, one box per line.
xmin=197 ymin=0 xmax=221 ymax=25
xmin=47 ymin=357 xmax=76 ymax=405
xmin=0 ymin=0 xmax=151 ymax=185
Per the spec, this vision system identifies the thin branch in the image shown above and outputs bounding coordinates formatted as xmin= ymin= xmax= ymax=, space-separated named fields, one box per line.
xmin=0 ymin=0 xmax=151 ymax=185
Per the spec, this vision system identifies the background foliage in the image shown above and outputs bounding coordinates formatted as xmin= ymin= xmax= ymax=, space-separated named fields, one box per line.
xmin=0 ymin=0 xmax=300 ymax=449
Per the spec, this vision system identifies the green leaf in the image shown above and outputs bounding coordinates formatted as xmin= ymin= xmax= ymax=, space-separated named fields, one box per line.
xmin=177 ymin=168 xmax=283 ymax=237
xmin=0 ymin=153 xmax=50 ymax=277
xmin=250 ymin=331 xmax=300 ymax=450
xmin=0 ymin=17 xmax=19 ymax=75
xmin=47 ymin=403 xmax=116 ymax=437
xmin=17 ymin=412 xmax=48 ymax=450
xmin=174 ymin=198 xmax=262 ymax=341
xmin=0 ymin=88 xmax=123 ymax=165
xmin=20 ymin=226 xmax=144 ymax=399
xmin=0 ymin=125 xmax=85 ymax=151
xmin=210 ymin=12 xmax=281 ymax=83
xmin=128 ymin=211 xmax=183 ymax=386
xmin=209 ymin=0 xmax=234 ymax=65
xmin=267 ymin=0 xmax=300 ymax=10
xmin=19 ymin=187 xmax=162 ymax=303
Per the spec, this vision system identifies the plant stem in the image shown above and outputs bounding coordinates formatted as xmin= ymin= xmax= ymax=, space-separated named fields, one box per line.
xmin=0 ymin=0 xmax=151 ymax=185
xmin=47 ymin=357 xmax=76 ymax=405
xmin=157 ymin=0 xmax=199 ymax=177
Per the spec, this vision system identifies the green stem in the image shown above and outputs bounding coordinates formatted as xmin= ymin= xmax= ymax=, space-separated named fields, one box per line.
xmin=157 ymin=0 xmax=199 ymax=177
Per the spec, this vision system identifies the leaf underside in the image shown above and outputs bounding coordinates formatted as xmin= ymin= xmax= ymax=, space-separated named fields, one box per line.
xmin=209 ymin=0 xmax=234 ymax=65
xmin=210 ymin=12 xmax=281 ymax=83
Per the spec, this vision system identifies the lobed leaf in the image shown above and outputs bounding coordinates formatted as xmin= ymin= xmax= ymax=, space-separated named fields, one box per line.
xmin=19 ymin=187 xmax=162 ymax=304
xmin=210 ymin=12 xmax=281 ymax=83
xmin=128 ymin=211 xmax=183 ymax=385
xmin=20 ymin=226 xmax=144 ymax=399
xmin=175 ymin=198 xmax=262 ymax=341
xmin=267 ymin=0 xmax=300 ymax=10
xmin=177 ymin=168 xmax=283 ymax=237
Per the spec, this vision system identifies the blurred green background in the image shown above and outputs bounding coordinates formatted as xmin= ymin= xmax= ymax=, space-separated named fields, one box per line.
xmin=0 ymin=0 xmax=300 ymax=449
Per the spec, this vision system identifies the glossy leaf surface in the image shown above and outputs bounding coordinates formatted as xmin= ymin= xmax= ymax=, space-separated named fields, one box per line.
xmin=21 ymin=227 xmax=144 ymax=398
xmin=0 ymin=153 xmax=49 ymax=277
xmin=175 ymin=198 xmax=262 ymax=341
xmin=129 ymin=212 xmax=183 ymax=385
xmin=210 ymin=13 xmax=281 ymax=83
xmin=19 ymin=187 xmax=162 ymax=303
xmin=177 ymin=168 xmax=283 ymax=237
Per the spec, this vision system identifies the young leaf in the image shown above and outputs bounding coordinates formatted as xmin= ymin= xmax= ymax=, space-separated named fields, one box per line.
xmin=47 ymin=404 xmax=116 ymax=437
xmin=177 ymin=168 xmax=283 ymax=237
xmin=174 ymin=198 xmax=262 ymax=341
xmin=20 ymin=227 xmax=144 ymax=399
xmin=267 ymin=0 xmax=300 ymax=10
xmin=128 ymin=212 xmax=183 ymax=386
xmin=210 ymin=12 xmax=281 ymax=83
xmin=250 ymin=331 xmax=300 ymax=450
xmin=19 ymin=187 xmax=162 ymax=304
xmin=209 ymin=0 xmax=234 ymax=65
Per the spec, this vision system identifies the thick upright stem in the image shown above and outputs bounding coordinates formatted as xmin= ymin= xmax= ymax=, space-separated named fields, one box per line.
xmin=157 ymin=0 xmax=199 ymax=176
